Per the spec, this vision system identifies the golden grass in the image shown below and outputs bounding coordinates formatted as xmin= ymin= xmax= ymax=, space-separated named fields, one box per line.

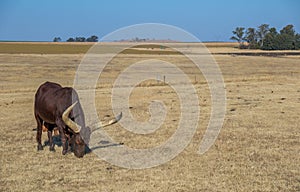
xmin=0 ymin=42 xmax=92 ymax=54
xmin=0 ymin=42 xmax=237 ymax=54
xmin=0 ymin=43 xmax=299 ymax=191
xmin=1 ymin=42 xmax=300 ymax=56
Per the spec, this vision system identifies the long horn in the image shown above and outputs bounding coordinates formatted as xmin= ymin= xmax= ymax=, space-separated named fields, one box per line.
xmin=102 ymin=112 xmax=122 ymax=127
xmin=62 ymin=101 xmax=82 ymax=133
xmin=92 ymin=112 xmax=122 ymax=132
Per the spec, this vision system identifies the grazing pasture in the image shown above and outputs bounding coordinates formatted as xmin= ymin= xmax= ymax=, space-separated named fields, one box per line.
xmin=0 ymin=42 xmax=299 ymax=191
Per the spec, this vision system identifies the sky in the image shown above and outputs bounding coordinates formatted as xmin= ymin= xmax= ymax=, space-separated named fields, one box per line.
xmin=0 ymin=0 xmax=299 ymax=42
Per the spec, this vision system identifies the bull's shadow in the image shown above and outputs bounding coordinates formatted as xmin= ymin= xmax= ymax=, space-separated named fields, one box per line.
xmin=42 ymin=133 xmax=123 ymax=154
xmin=43 ymin=135 xmax=92 ymax=154
xmin=43 ymin=135 xmax=62 ymax=147
xmin=89 ymin=140 xmax=124 ymax=151
xmin=34 ymin=125 xmax=123 ymax=154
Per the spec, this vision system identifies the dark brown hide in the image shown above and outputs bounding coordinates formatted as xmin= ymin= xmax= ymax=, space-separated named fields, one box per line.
xmin=34 ymin=81 xmax=86 ymax=158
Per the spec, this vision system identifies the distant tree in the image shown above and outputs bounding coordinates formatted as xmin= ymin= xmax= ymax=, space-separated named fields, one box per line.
xmin=53 ymin=37 xmax=62 ymax=42
xmin=261 ymin=28 xmax=278 ymax=50
xmin=295 ymin=33 xmax=300 ymax=49
xmin=278 ymin=34 xmax=295 ymax=50
xmin=233 ymin=24 xmax=300 ymax=50
xmin=257 ymin=24 xmax=269 ymax=47
xmin=261 ymin=25 xmax=299 ymax=50
xmin=269 ymin=27 xmax=278 ymax=36
xmin=230 ymin=27 xmax=246 ymax=48
xmin=75 ymin=37 xmax=86 ymax=42
xmin=86 ymin=35 xmax=98 ymax=42
xmin=66 ymin=37 xmax=75 ymax=42
xmin=279 ymin=24 xmax=297 ymax=50
xmin=245 ymin=28 xmax=259 ymax=49
xmin=280 ymin=24 xmax=295 ymax=36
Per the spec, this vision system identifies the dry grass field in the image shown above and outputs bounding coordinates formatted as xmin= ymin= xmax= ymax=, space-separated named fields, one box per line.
xmin=0 ymin=42 xmax=299 ymax=191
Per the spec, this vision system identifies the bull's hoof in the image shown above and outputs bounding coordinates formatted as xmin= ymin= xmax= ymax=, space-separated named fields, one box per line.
xmin=37 ymin=145 xmax=43 ymax=151
xmin=49 ymin=147 xmax=55 ymax=152
xmin=62 ymin=150 xmax=68 ymax=155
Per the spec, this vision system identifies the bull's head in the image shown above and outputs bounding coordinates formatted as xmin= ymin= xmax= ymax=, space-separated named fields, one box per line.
xmin=62 ymin=101 xmax=122 ymax=158
xmin=62 ymin=101 xmax=85 ymax=157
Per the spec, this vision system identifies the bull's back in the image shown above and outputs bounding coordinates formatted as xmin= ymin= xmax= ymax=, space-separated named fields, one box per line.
xmin=35 ymin=81 xmax=81 ymax=124
xmin=34 ymin=82 xmax=66 ymax=123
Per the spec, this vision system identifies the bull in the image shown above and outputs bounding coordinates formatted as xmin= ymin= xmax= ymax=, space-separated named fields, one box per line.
xmin=34 ymin=81 xmax=121 ymax=158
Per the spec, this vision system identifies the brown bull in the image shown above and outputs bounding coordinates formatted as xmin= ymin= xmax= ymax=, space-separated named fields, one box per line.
xmin=34 ymin=81 xmax=121 ymax=158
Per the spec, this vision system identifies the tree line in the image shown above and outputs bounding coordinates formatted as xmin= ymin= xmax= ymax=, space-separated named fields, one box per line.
xmin=53 ymin=35 xmax=98 ymax=42
xmin=230 ymin=24 xmax=300 ymax=50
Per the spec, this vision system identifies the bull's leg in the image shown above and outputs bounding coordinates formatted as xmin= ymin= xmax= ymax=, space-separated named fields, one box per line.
xmin=44 ymin=122 xmax=55 ymax=151
xmin=47 ymin=130 xmax=55 ymax=151
xmin=35 ymin=114 xmax=43 ymax=151
xmin=56 ymin=119 xmax=68 ymax=155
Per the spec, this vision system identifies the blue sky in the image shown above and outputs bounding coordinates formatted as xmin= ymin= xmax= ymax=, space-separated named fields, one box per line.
xmin=0 ymin=0 xmax=299 ymax=41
